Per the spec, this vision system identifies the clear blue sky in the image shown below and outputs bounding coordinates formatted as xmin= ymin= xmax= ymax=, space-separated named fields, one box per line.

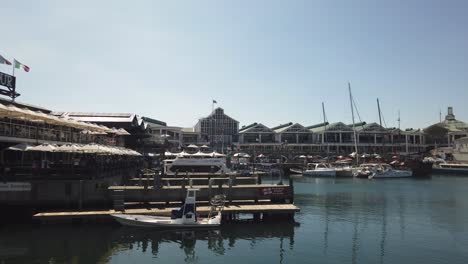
xmin=1 ymin=0 xmax=467 ymax=129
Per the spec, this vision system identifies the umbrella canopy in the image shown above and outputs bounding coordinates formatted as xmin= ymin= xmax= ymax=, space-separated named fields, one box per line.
xmin=29 ymin=143 xmax=57 ymax=152
xmin=298 ymin=155 xmax=306 ymax=159
xmin=55 ymin=144 xmax=81 ymax=153
xmin=7 ymin=143 xmax=34 ymax=151
xmin=257 ymin=154 xmax=265 ymax=158
xmin=186 ymin=144 xmax=199 ymax=149
xmin=211 ymin=151 xmax=226 ymax=157
xmin=242 ymin=153 xmax=251 ymax=158
xmin=164 ymin=151 xmax=177 ymax=157
xmin=200 ymin=145 xmax=209 ymax=149
xmin=117 ymin=128 xmax=131 ymax=135
xmin=192 ymin=151 xmax=212 ymax=157
xmin=349 ymin=152 xmax=357 ymax=158
xmin=81 ymin=143 xmax=107 ymax=153
xmin=392 ymin=155 xmax=399 ymax=159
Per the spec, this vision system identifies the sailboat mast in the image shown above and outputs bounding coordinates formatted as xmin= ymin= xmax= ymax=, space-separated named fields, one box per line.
xmin=322 ymin=102 xmax=328 ymax=160
xmin=377 ymin=98 xmax=382 ymax=127
xmin=348 ymin=83 xmax=359 ymax=164
xmin=398 ymin=110 xmax=401 ymax=130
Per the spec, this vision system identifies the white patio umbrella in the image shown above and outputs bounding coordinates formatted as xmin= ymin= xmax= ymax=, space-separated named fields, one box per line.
xmin=211 ymin=151 xmax=226 ymax=157
xmin=29 ymin=143 xmax=57 ymax=152
xmin=192 ymin=151 xmax=212 ymax=157
xmin=55 ymin=144 xmax=82 ymax=153
xmin=298 ymin=155 xmax=307 ymax=159
xmin=7 ymin=143 xmax=34 ymax=151
xmin=81 ymin=143 xmax=107 ymax=153
xmin=257 ymin=153 xmax=265 ymax=158
xmin=117 ymin=128 xmax=131 ymax=135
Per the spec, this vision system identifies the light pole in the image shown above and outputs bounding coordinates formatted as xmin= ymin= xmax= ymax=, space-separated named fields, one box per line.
xmin=253 ymin=137 xmax=259 ymax=174
xmin=278 ymin=140 xmax=287 ymax=185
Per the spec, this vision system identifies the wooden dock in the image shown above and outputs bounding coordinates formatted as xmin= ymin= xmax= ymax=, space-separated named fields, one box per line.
xmin=33 ymin=203 xmax=300 ymax=224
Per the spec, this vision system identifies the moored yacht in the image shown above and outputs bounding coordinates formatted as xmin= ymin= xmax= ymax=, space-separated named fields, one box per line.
xmin=303 ymin=163 xmax=336 ymax=177
xmin=368 ymin=164 xmax=412 ymax=179
xmin=163 ymin=151 xmax=230 ymax=176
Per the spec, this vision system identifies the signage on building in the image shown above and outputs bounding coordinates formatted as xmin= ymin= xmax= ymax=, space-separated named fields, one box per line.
xmin=0 ymin=182 xmax=31 ymax=192
xmin=0 ymin=71 xmax=16 ymax=89
xmin=0 ymin=71 xmax=19 ymax=99
xmin=259 ymin=186 xmax=288 ymax=196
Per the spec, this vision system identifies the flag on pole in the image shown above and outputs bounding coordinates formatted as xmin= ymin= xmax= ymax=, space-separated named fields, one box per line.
xmin=0 ymin=55 xmax=12 ymax=65
xmin=14 ymin=59 xmax=30 ymax=72
xmin=213 ymin=99 xmax=217 ymax=104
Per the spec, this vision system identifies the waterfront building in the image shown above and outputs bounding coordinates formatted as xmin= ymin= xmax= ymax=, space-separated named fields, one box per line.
xmin=0 ymin=101 xmax=124 ymax=149
xmin=236 ymin=120 xmax=426 ymax=156
xmin=143 ymin=122 xmax=204 ymax=151
xmin=194 ymin=107 xmax=239 ymax=151
xmin=51 ymin=112 xmax=159 ymax=151
xmin=424 ymin=107 xmax=468 ymax=147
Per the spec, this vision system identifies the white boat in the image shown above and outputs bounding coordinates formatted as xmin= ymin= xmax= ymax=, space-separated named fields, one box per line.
xmin=433 ymin=162 xmax=468 ymax=175
xmin=333 ymin=161 xmax=355 ymax=177
xmin=164 ymin=152 xmax=230 ymax=176
xmin=368 ymin=164 xmax=412 ymax=179
xmin=112 ymin=189 xmax=223 ymax=228
xmin=303 ymin=163 xmax=336 ymax=177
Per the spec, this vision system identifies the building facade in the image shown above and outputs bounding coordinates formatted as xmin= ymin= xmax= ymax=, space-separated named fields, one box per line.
xmin=237 ymin=121 xmax=427 ymax=156
xmin=195 ymin=107 xmax=239 ymax=151
xmin=425 ymin=107 xmax=468 ymax=148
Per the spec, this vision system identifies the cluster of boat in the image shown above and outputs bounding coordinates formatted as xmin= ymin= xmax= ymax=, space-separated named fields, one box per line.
xmin=295 ymin=162 xmax=413 ymax=179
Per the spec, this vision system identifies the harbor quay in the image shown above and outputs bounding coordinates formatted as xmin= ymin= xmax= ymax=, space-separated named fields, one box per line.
xmin=0 ymin=95 xmax=467 ymax=224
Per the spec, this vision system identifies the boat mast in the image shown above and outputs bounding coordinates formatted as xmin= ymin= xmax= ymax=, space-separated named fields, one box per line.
xmin=398 ymin=110 xmax=401 ymax=130
xmin=377 ymin=98 xmax=382 ymax=127
xmin=348 ymin=83 xmax=359 ymax=164
xmin=377 ymin=98 xmax=384 ymax=155
xmin=322 ymin=102 xmax=328 ymax=161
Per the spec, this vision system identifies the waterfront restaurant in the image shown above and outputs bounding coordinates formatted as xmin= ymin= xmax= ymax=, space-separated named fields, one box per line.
xmin=236 ymin=120 xmax=427 ymax=156
xmin=0 ymin=100 xmax=144 ymax=208
xmin=51 ymin=112 xmax=159 ymax=152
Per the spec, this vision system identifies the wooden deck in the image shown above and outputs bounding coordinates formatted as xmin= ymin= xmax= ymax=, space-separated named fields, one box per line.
xmin=33 ymin=203 xmax=300 ymax=223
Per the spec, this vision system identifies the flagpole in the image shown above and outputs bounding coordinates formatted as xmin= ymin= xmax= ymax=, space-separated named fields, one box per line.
xmin=12 ymin=59 xmax=15 ymax=76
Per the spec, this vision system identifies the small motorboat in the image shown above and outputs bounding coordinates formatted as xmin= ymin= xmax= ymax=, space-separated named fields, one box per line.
xmin=303 ymin=163 xmax=336 ymax=177
xmin=368 ymin=164 xmax=412 ymax=179
xmin=332 ymin=160 xmax=355 ymax=177
xmin=112 ymin=189 xmax=223 ymax=228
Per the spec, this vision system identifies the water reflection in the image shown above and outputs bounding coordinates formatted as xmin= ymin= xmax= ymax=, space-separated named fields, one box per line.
xmin=294 ymin=176 xmax=468 ymax=263
xmin=0 ymin=222 xmax=298 ymax=263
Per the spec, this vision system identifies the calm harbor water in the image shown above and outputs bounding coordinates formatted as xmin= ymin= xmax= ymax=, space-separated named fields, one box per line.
xmin=1 ymin=175 xmax=468 ymax=264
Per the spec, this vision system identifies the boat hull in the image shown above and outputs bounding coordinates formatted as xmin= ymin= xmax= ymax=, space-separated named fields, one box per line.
xmin=432 ymin=167 xmax=468 ymax=175
xmin=372 ymin=170 xmax=412 ymax=178
xmin=112 ymin=214 xmax=221 ymax=228
xmin=303 ymin=170 xmax=336 ymax=177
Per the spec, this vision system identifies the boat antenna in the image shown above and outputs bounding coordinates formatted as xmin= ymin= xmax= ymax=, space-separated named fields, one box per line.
xmin=348 ymin=82 xmax=359 ymax=164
